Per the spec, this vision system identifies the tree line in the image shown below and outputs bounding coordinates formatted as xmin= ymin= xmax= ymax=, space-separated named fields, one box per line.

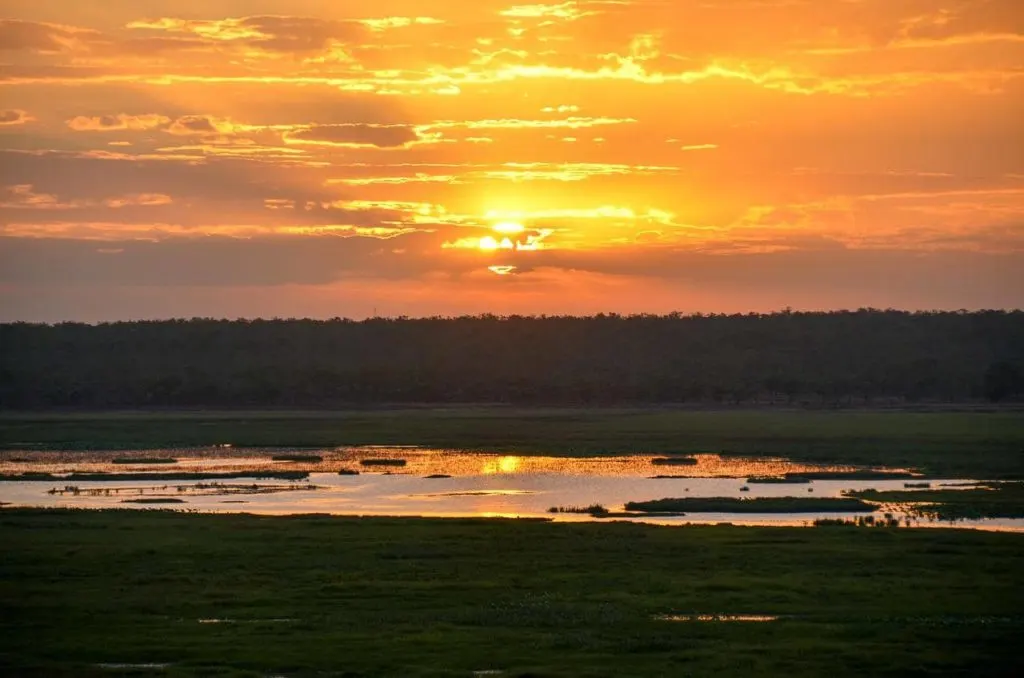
xmin=1 ymin=310 xmax=1022 ymax=408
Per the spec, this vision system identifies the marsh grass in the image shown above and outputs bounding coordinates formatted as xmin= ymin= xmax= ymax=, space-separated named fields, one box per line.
xmin=793 ymin=470 xmax=916 ymax=480
xmin=624 ymin=497 xmax=876 ymax=513
xmin=815 ymin=515 xmax=904 ymax=528
xmin=748 ymin=476 xmax=812 ymax=484
xmin=360 ymin=458 xmax=407 ymax=467
xmin=849 ymin=482 xmax=1024 ymax=520
xmin=0 ymin=510 xmax=1020 ymax=677
xmin=651 ymin=456 xmax=698 ymax=466
xmin=3 ymin=409 xmax=1022 ymax=477
xmin=0 ymin=470 xmax=310 ymax=482
xmin=112 ymin=458 xmax=178 ymax=465
xmin=547 ymin=504 xmax=610 ymax=517
xmin=270 ymin=454 xmax=323 ymax=463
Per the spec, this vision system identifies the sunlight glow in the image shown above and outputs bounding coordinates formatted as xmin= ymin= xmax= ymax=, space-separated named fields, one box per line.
xmin=493 ymin=221 xmax=526 ymax=234
xmin=482 ymin=456 xmax=523 ymax=474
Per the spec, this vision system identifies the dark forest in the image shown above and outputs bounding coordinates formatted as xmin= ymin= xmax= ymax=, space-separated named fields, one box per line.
xmin=2 ymin=310 xmax=1022 ymax=408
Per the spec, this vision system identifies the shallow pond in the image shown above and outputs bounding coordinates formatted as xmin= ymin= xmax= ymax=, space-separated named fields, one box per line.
xmin=1 ymin=447 xmax=1020 ymax=531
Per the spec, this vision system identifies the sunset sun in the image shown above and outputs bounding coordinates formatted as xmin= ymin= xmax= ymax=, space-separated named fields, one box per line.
xmin=478 ymin=222 xmax=525 ymax=251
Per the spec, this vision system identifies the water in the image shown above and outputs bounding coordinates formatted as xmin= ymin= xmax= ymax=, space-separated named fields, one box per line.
xmin=1 ymin=447 xmax=1020 ymax=531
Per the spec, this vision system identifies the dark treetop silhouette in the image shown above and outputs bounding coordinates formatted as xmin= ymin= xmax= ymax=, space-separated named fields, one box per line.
xmin=2 ymin=310 xmax=1022 ymax=408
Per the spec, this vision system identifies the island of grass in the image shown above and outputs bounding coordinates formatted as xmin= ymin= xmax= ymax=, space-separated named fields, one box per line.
xmin=747 ymin=476 xmax=813 ymax=484
xmin=651 ymin=456 xmax=698 ymax=466
xmin=360 ymin=458 xmax=407 ymax=467
xmin=624 ymin=497 xmax=876 ymax=514
xmin=121 ymin=498 xmax=185 ymax=504
xmin=748 ymin=471 xmax=916 ymax=483
xmin=111 ymin=457 xmax=178 ymax=465
xmin=0 ymin=470 xmax=310 ymax=482
xmin=270 ymin=454 xmax=323 ymax=463
xmin=847 ymin=482 xmax=1024 ymax=520
xmin=548 ymin=504 xmax=610 ymax=517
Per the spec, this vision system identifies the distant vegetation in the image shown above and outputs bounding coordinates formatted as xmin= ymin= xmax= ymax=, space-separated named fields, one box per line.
xmin=746 ymin=470 xmax=916 ymax=483
xmin=848 ymin=483 xmax=1024 ymax=520
xmin=651 ymin=456 xmax=699 ymax=466
xmin=270 ymin=454 xmax=323 ymax=463
xmin=548 ymin=504 xmax=611 ymax=517
xmin=0 ymin=471 xmax=309 ymax=482
xmin=624 ymin=497 xmax=876 ymax=513
xmin=747 ymin=476 xmax=812 ymax=484
xmin=111 ymin=457 xmax=177 ymax=465
xmin=1 ymin=310 xmax=1022 ymax=408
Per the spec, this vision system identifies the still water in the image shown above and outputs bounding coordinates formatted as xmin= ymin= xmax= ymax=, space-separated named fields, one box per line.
xmin=1 ymin=447 xmax=1020 ymax=531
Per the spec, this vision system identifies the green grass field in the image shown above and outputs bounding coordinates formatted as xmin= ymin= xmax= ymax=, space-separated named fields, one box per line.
xmin=3 ymin=408 xmax=1023 ymax=477
xmin=1 ymin=509 xmax=1021 ymax=677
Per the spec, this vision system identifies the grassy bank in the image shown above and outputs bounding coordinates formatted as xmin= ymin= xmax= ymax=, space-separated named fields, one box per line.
xmin=0 ymin=470 xmax=310 ymax=482
xmin=623 ymin=497 xmax=876 ymax=514
xmin=2 ymin=408 xmax=1024 ymax=478
xmin=0 ymin=509 xmax=1021 ymax=677
xmin=849 ymin=482 xmax=1024 ymax=520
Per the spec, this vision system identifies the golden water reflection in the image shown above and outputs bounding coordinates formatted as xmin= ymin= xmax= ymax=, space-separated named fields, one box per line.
xmin=482 ymin=456 xmax=523 ymax=475
xmin=4 ymin=447 xmax=1021 ymax=533
xmin=0 ymin=447 xmax=863 ymax=479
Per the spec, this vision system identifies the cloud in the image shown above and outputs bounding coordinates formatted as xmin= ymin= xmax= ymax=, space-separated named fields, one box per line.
xmin=67 ymin=113 xmax=171 ymax=131
xmin=0 ymin=19 xmax=100 ymax=53
xmin=285 ymin=124 xmax=433 ymax=149
xmin=500 ymin=3 xmax=597 ymax=21
xmin=0 ymin=109 xmax=32 ymax=126
xmin=166 ymin=115 xmax=223 ymax=135
xmin=1 ymin=184 xmax=173 ymax=212
xmin=123 ymin=14 xmax=442 ymax=55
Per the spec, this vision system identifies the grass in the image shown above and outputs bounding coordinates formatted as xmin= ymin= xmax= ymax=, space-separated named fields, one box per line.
xmin=747 ymin=476 xmax=813 ymax=484
xmin=794 ymin=471 xmax=917 ymax=480
xmin=359 ymin=458 xmax=408 ymax=467
xmin=624 ymin=497 xmax=877 ymax=514
xmin=1 ymin=408 xmax=1022 ymax=478
xmin=111 ymin=457 xmax=178 ymax=465
xmin=0 ymin=509 xmax=1021 ymax=677
xmin=269 ymin=454 xmax=323 ymax=463
xmin=749 ymin=471 xmax=917 ymax=482
xmin=650 ymin=456 xmax=698 ymax=466
xmin=548 ymin=504 xmax=611 ymax=517
xmin=0 ymin=471 xmax=310 ymax=482
xmin=848 ymin=482 xmax=1024 ymax=520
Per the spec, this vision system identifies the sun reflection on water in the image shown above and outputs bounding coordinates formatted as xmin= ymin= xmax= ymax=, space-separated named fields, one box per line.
xmin=482 ymin=456 xmax=522 ymax=475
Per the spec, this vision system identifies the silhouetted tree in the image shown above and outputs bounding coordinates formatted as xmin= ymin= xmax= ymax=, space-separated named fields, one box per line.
xmin=1 ymin=310 xmax=1021 ymax=408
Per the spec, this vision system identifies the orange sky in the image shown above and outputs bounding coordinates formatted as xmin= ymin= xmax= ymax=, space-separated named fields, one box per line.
xmin=1 ymin=0 xmax=1022 ymax=320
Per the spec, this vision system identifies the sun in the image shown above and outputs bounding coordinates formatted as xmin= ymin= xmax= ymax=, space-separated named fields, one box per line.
xmin=478 ymin=222 xmax=524 ymax=251
xmin=493 ymin=221 xmax=525 ymax=235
